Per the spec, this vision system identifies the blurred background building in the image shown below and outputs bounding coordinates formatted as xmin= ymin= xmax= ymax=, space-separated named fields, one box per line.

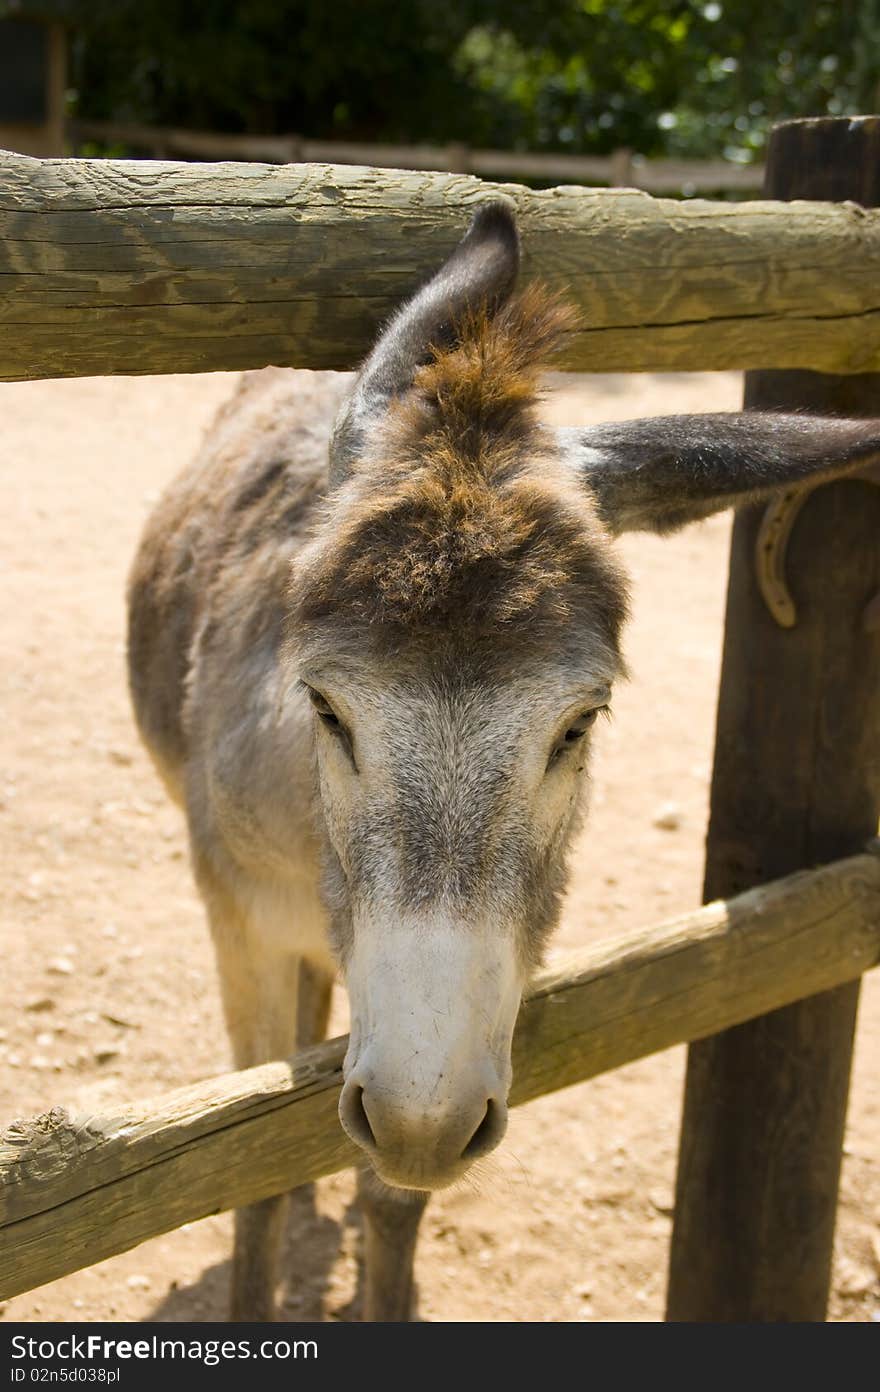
xmin=0 ymin=1 xmax=69 ymax=156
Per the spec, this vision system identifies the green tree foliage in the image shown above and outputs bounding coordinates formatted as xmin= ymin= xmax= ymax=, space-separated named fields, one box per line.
xmin=455 ymin=1 xmax=880 ymax=160
xmin=61 ymin=0 xmax=880 ymax=161
xmin=66 ymin=2 xmax=484 ymax=141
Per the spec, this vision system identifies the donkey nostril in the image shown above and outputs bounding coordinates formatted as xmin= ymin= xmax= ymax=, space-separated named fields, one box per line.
xmin=340 ymin=1083 xmax=376 ymax=1151
xmin=462 ymin=1098 xmax=505 ymax=1161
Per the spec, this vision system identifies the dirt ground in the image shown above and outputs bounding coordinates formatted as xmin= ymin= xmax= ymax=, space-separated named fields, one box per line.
xmin=1 ymin=367 xmax=878 ymax=1324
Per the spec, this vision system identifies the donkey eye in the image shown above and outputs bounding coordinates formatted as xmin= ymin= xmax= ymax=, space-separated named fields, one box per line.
xmin=303 ymin=685 xmax=358 ymax=769
xmin=564 ymin=710 xmax=600 ymax=742
xmin=305 ymin=686 xmax=341 ymax=727
xmin=548 ymin=707 xmax=608 ymax=768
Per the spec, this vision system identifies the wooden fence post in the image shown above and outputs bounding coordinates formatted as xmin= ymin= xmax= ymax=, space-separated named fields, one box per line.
xmin=610 ymin=147 xmax=633 ymax=186
xmin=666 ymin=116 xmax=880 ymax=1322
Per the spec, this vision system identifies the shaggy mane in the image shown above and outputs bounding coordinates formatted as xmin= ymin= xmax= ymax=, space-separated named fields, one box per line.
xmin=290 ymin=285 xmax=627 ymax=651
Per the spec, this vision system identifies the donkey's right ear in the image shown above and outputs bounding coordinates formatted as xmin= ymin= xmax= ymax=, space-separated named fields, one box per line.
xmin=329 ymin=201 xmax=520 ymax=485
xmin=556 ymin=412 xmax=880 ymax=536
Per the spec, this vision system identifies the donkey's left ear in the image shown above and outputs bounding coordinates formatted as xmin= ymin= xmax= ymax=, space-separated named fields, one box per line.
xmin=330 ymin=201 xmax=520 ymax=485
xmin=557 ymin=412 xmax=880 ymax=536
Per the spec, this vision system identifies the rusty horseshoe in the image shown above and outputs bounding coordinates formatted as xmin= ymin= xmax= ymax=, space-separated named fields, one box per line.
xmin=755 ymin=467 xmax=880 ymax=630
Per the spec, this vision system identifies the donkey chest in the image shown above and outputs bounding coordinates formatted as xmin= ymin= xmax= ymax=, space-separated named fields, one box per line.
xmin=189 ymin=688 xmax=334 ymax=967
xmin=203 ymin=769 xmax=335 ymax=970
xmin=236 ymin=870 xmax=335 ymax=972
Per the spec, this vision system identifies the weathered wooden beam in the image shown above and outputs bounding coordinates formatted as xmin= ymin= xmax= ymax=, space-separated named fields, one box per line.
xmin=3 ymin=150 xmax=880 ymax=381
xmin=667 ymin=116 xmax=880 ymax=1324
xmin=2 ymin=849 xmax=879 ymax=1301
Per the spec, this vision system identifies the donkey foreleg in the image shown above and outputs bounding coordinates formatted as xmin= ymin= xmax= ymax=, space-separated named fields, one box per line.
xmin=231 ymin=1198 xmax=290 ymax=1323
xmin=357 ymin=1168 xmax=429 ymax=1321
xmin=208 ymin=887 xmax=333 ymax=1321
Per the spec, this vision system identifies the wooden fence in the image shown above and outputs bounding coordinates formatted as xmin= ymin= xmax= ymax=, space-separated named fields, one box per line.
xmin=3 ymin=149 xmax=880 ymax=382
xmin=70 ymin=118 xmax=766 ymax=194
xmin=1 ymin=114 xmax=879 ymax=1322
xmin=3 ymin=850 xmax=879 ymax=1301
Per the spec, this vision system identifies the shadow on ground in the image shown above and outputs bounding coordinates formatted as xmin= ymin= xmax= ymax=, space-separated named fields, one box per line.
xmin=146 ymin=1185 xmax=365 ymax=1322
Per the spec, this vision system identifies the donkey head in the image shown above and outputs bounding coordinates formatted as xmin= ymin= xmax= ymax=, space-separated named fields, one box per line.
xmin=288 ymin=202 xmax=880 ymax=1191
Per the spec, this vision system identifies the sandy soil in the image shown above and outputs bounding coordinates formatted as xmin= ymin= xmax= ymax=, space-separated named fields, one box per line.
xmin=1 ymin=368 xmax=878 ymax=1324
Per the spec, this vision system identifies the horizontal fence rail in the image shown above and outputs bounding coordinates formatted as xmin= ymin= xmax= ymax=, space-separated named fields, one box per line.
xmin=2 ymin=848 xmax=879 ymax=1301
xmin=3 ymin=152 xmax=880 ymax=381
xmin=70 ymin=119 xmax=766 ymax=194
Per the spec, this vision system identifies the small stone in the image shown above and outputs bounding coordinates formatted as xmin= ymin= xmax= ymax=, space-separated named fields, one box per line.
xmin=94 ymin=1046 xmax=119 ymax=1065
xmin=837 ymin=1260 xmax=875 ymax=1297
xmin=649 ymin=1188 xmax=675 ymax=1216
xmin=7 ymin=1054 xmax=21 ymax=1068
xmin=108 ymin=749 xmax=132 ymax=766
xmin=35 ymin=1032 xmax=53 ymax=1048
xmin=126 ymin=1274 xmax=151 ymax=1292
xmin=47 ymin=957 xmax=74 ymax=976
xmin=575 ymin=1282 xmax=592 ymax=1299
xmin=25 ymin=996 xmax=55 ymax=1012
xmin=30 ymin=1055 xmax=50 ymax=1070
xmin=652 ymin=802 xmax=682 ymax=831
xmin=101 ymin=1012 xmax=138 ymax=1030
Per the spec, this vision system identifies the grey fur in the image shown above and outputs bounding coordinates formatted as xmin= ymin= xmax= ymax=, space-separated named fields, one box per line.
xmin=127 ymin=202 xmax=880 ymax=1320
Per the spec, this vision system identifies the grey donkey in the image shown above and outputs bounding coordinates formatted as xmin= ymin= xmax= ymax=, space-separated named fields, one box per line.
xmin=127 ymin=201 xmax=880 ymax=1321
